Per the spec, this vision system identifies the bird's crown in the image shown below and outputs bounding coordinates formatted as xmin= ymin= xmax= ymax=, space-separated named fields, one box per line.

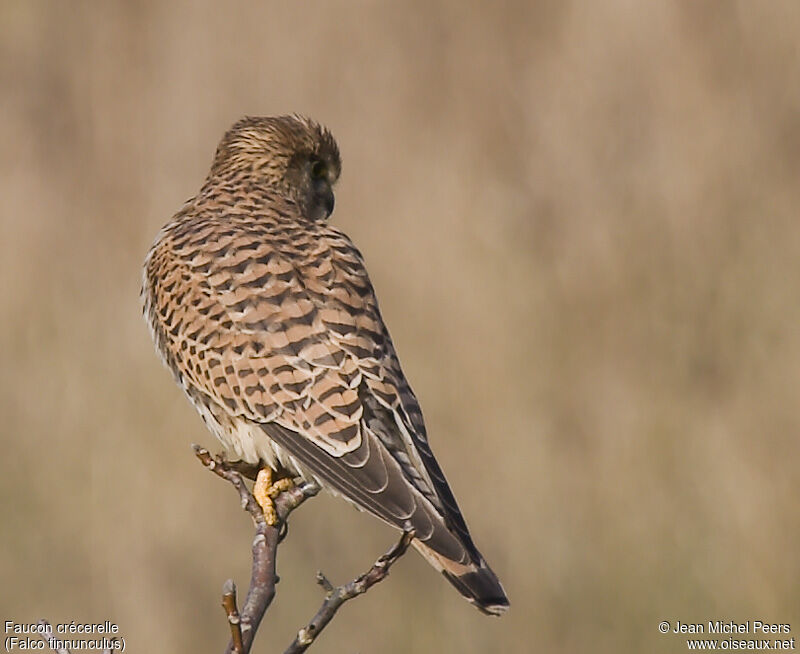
xmin=211 ymin=115 xmax=340 ymax=181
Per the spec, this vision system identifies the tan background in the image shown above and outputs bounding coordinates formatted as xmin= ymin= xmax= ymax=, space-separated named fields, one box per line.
xmin=2 ymin=1 xmax=799 ymax=652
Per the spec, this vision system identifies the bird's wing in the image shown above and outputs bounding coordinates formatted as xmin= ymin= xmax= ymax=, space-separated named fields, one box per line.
xmin=144 ymin=211 xmax=479 ymax=564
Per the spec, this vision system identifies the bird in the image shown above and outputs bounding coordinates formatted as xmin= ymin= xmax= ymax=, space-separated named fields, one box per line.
xmin=141 ymin=115 xmax=509 ymax=615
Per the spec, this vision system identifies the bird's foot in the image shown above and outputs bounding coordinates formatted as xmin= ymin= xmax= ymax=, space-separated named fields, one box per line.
xmin=253 ymin=467 xmax=295 ymax=526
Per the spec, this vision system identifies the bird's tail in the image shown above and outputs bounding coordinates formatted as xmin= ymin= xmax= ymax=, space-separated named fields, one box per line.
xmin=413 ymin=540 xmax=509 ymax=616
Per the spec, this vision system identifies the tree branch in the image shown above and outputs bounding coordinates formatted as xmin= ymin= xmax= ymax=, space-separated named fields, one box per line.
xmin=193 ymin=445 xmax=319 ymax=654
xmin=194 ymin=444 xmax=415 ymax=653
xmin=283 ymin=529 xmax=415 ymax=653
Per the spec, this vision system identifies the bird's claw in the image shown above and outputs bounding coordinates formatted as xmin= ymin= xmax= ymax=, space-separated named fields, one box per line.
xmin=253 ymin=467 xmax=295 ymax=526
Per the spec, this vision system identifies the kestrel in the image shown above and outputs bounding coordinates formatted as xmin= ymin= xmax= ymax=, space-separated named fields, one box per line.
xmin=141 ymin=115 xmax=509 ymax=615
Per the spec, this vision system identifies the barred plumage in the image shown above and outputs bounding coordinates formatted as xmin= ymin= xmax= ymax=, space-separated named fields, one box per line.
xmin=142 ymin=115 xmax=509 ymax=615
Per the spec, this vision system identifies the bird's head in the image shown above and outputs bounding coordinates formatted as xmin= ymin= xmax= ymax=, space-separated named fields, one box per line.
xmin=210 ymin=115 xmax=341 ymax=221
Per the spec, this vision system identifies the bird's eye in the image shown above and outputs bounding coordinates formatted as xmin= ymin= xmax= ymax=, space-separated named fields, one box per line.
xmin=311 ymin=159 xmax=327 ymax=179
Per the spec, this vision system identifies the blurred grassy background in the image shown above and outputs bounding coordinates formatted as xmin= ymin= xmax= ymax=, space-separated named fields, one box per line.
xmin=2 ymin=1 xmax=799 ymax=652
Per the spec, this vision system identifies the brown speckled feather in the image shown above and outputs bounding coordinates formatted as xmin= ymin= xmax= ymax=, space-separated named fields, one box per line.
xmin=142 ymin=115 xmax=508 ymax=615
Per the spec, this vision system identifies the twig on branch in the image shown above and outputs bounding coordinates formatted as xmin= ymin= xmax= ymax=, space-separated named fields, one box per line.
xmin=193 ymin=444 xmax=319 ymax=654
xmin=221 ymin=580 xmax=244 ymax=654
xmin=283 ymin=529 xmax=416 ymax=654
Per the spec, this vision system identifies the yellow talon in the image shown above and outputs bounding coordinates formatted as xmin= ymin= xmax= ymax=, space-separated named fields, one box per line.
xmin=253 ymin=468 xmax=295 ymax=525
